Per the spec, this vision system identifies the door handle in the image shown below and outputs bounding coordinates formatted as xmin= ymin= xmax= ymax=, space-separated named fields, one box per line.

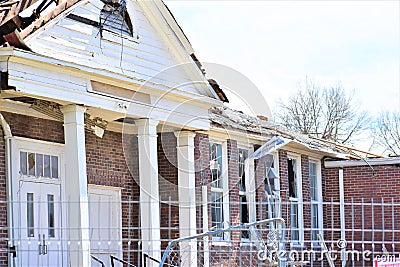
xmin=38 ymin=234 xmax=48 ymax=255
xmin=38 ymin=235 xmax=42 ymax=255
xmin=42 ymin=234 xmax=48 ymax=255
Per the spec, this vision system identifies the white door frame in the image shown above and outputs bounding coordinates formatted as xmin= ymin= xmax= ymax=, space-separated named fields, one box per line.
xmin=10 ymin=137 xmax=66 ymax=266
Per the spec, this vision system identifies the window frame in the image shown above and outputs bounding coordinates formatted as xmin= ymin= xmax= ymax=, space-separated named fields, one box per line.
xmin=309 ymin=159 xmax=323 ymax=247
xmin=264 ymin=152 xmax=281 ymax=219
xmin=209 ymin=140 xmax=230 ymax=242
xmin=287 ymin=153 xmax=304 ymax=246
xmin=19 ymin=151 xmax=60 ymax=180
xmin=238 ymin=147 xmax=250 ymax=241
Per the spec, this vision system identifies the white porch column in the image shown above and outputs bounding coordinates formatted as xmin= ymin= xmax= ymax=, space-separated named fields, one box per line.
xmin=136 ymin=119 xmax=161 ymax=265
xmin=60 ymin=105 xmax=91 ymax=267
xmin=175 ymin=131 xmax=197 ymax=267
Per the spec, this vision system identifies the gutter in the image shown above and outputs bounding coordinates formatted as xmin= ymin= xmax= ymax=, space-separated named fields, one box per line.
xmin=0 ymin=112 xmax=15 ymax=266
xmin=324 ymin=157 xmax=400 ymax=168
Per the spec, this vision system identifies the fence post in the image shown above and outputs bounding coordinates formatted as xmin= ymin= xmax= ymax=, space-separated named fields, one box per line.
xmin=339 ymin=168 xmax=346 ymax=267
xmin=202 ymin=185 xmax=210 ymax=267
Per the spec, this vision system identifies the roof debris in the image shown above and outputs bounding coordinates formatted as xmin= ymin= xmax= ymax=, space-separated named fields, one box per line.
xmin=210 ymin=106 xmax=383 ymax=159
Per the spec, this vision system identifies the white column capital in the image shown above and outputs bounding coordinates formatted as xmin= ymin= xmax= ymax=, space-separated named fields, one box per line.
xmin=135 ymin=118 xmax=159 ymax=137
xmin=175 ymin=131 xmax=196 ymax=148
xmin=135 ymin=118 xmax=159 ymax=127
xmin=60 ymin=104 xmax=87 ymax=114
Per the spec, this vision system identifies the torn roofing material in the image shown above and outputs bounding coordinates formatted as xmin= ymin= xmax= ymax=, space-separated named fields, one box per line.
xmin=209 ymin=106 xmax=383 ymax=159
xmin=0 ymin=0 xmax=80 ymax=48
xmin=208 ymin=79 xmax=228 ymax=103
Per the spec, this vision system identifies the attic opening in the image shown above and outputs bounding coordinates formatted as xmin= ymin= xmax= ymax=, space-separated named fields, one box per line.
xmin=100 ymin=0 xmax=133 ymax=38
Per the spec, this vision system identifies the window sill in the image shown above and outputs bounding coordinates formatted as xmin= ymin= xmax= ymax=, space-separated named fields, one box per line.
xmin=240 ymin=240 xmax=256 ymax=247
xmin=290 ymin=243 xmax=307 ymax=249
xmin=211 ymin=241 xmax=232 ymax=247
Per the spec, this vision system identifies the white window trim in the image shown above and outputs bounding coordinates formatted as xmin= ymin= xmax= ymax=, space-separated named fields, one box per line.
xmin=238 ymin=146 xmax=253 ymax=242
xmin=210 ymin=140 xmax=230 ymax=242
xmin=246 ymin=156 xmax=256 ymax=222
xmin=309 ymin=159 xmax=324 ymax=247
xmin=265 ymin=152 xmax=281 ymax=218
xmin=287 ymin=153 xmax=304 ymax=247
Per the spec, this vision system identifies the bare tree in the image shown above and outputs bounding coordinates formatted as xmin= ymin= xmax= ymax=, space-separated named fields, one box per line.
xmin=373 ymin=112 xmax=400 ymax=155
xmin=275 ymin=79 xmax=368 ymax=144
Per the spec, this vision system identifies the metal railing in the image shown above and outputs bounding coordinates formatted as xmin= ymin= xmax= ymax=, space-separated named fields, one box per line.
xmin=0 ymin=198 xmax=398 ymax=267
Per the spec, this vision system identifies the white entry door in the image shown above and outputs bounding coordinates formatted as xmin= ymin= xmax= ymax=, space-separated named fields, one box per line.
xmin=17 ymin=181 xmax=63 ymax=267
xmin=89 ymin=186 xmax=122 ymax=266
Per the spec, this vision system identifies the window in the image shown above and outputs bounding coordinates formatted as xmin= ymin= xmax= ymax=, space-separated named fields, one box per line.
xmin=264 ymin=154 xmax=280 ymax=219
xmin=287 ymin=156 xmax=303 ymax=244
xmin=210 ymin=142 xmax=225 ymax=239
xmin=27 ymin=193 xmax=34 ymax=237
xmin=238 ymin=148 xmax=249 ymax=239
xmin=48 ymin=194 xmax=55 ymax=238
xmin=100 ymin=0 xmax=133 ymax=38
xmin=20 ymin=151 xmax=59 ymax=179
xmin=309 ymin=161 xmax=323 ymax=244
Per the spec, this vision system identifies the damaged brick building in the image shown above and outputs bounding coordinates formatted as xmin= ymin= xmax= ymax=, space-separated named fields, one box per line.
xmin=0 ymin=0 xmax=399 ymax=266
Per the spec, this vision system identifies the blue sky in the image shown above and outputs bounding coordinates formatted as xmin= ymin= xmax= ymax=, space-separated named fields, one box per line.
xmin=165 ymin=1 xmax=400 ymax=117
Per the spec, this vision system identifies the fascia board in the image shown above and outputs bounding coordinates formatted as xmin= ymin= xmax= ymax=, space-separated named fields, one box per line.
xmin=8 ymin=76 xmax=211 ymax=129
xmin=324 ymin=157 xmax=400 ymax=168
xmin=1 ymin=48 xmax=222 ymax=107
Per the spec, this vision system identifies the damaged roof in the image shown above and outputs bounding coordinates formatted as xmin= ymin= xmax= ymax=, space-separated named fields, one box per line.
xmin=210 ymin=106 xmax=383 ymax=159
xmin=0 ymin=0 xmax=228 ymax=103
xmin=0 ymin=0 xmax=80 ymax=47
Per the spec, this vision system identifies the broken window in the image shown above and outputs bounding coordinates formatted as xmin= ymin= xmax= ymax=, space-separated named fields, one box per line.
xmin=288 ymin=158 xmax=297 ymax=198
xmin=264 ymin=154 xmax=280 ymax=219
xmin=309 ymin=161 xmax=323 ymax=243
xmin=287 ymin=156 xmax=302 ymax=243
xmin=210 ymin=141 xmax=225 ymax=239
xmin=20 ymin=151 xmax=59 ymax=179
xmin=100 ymin=0 xmax=133 ymax=38
xmin=210 ymin=142 xmax=223 ymax=189
xmin=238 ymin=148 xmax=249 ymax=239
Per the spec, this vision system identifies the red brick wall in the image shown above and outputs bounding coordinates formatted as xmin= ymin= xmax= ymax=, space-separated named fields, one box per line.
xmin=278 ymin=150 xmax=290 ymax=240
xmin=194 ymin=133 xmax=210 ymax=232
xmin=157 ymin=133 xmax=179 ymax=248
xmin=301 ymin=155 xmax=312 ymax=242
xmin=2 ymin=112 xmax=64 ymax=144
xmin=323 ymin=164 xmax=400 ymax=257
xmin=85 ymin=129 xmax=140 ymax=261
xmin=227 ymin=140 xmax=240 ymax=228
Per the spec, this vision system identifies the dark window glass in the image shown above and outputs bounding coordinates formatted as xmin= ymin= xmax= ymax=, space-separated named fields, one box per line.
xmin=48 ymin=194 xmax=55 ymax=238
xmin=238 ymin=149 xmax=248 ymax=192
xmin=240 ymin=195 xmax=250 ymax=239
xmin=51 ymin=156 xmax=59 ymax=179
xmin=36 ymin=154 xmax=43 ymax=177
xmin=27 ymin=193 xmax=34 ymax=237
xmin=28 ymin=153 xmax=35 ymax=176
xmin=20 ymin=152 xmax=27 ymax=175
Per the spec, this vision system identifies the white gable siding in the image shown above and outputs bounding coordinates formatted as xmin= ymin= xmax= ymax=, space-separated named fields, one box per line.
xmin=25 ymin=0 xmax=210 ymax=97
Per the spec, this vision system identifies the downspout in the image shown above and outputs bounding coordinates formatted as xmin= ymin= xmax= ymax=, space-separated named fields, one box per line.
xmin=339 ymin=168 xmax=346 ymax=267
xmin=0 ymin=113 xmax=14 ymax=267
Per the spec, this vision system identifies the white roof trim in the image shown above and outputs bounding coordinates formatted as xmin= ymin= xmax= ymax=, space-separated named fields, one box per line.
xmin=324 ymin=157 xmax=400 ymax=168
